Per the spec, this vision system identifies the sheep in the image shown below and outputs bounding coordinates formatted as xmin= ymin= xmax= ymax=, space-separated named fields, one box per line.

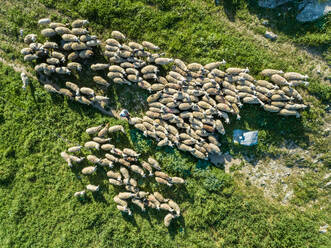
xmin=40 ymin=28 xmax=56 ymax=37
xmin=21 ymin=47 xmax=33 ymax=55
xmin=168 ymin=200 xmax=180 ymax=216
xmin=109 ymin=65 xmax=126 ymax=74
xmin=288 ymin=80 xmax=309 ymax=87
xmin=128 ymin=178 xmax=138 ymax=187
xmin=67 ymin=146 xmax=82 ymax=153
xmin=80 ymin=87 xmax=95 ymax=97
xmin=62 ymin=33 xmax=79 ymax=42
xmin=141 ymin=161 xmax=154 ymax=176
xmin=84 ymin=141 xmax=100 ymax=150
xmin=191 ymin=149 xmax=207 ymax=160
xmin=169 ymin=71 xmax=186 ymax=82
xmin=107 ymin=125 xmax=125 ymax=134
xmin=119 ymin=167 xmax=129 ymax=179
xmin=107 ymin=170 xmax=122 ymax=180
xmin=86 ymin=155 xmax=100 ymax=165
xmin=271 ymin=74 xmax=290 ymax=87
xmin=260 ymin=69 xmax=284 ymax=77
xmin=74 ymin=190 xmax=86 ymax=198
xmin=284 ymin=103 xmax=307 ymax=110
xmin=204 ymin=61 xmax=226 ymax=71
xmin=71 ymin=28 xmax=89 ymax=36
xmin=127 ymin=74 xmax=143 ymax=83
xmin=130 ymin=165 xmax=146 ymax=177
xmin=123 ymin=148 xmax=140 ymax=158
xmin=55 ymin=26 xmax=71 ymax=35
xmin=61 ymin=151 xmax=72 ymax=166
xmin=79 ymin=49 xmax=94 ymax=59
xmin=49 ymin=22 xmax=65 ymax=29
xmin=116 ymin=205 xmax=132 ymax=215
xmin=239 ymin=72 xmax=254 ymax=82
xmin=155 ymin=57 xmax=174 ymax=65
xmin=271 ymin=101 xmax=286 ymax=108
xmin=20 ymin=72 xmax=29 ymax=90
xmin=160 ymin=203 xmax=174 ymax=212
xmin=222 ymin=81 xmax=238 ymax=92
xmin=67 ymin=51 xmax=79 ymax=61
xmin=187 ymin=62 xmax=204 ymax=72
xmin=107 ymin=72 xmax=124 ymax=80
xmin=38 ymin=18 xmax=51 ymax=25
xmin=142 ymin=41 xmax=160 ymax=50
xmin=256 ymin=80 xmax=278 ymax=90
xmin=155 ymin=171 xmax=171 ymax=180
xmin=82 ymin=166 xmax=97 ymax=175
xmin=109 ymin=178 xmax=123 ymax=186
xmin=211 ymin=68 xmax=226 ymax=78
xmin=86 ymin=184 xmax=99 ymax=192
xmin=67 ymin=62 xmax=82 ymax=72
xmin=279 ymin=109 xmax=300 ymax=118
xmin=242 ymin=96 xmax=262 ymax=105
xmin=226 ymin=67 xmax=248 ymax=75
xmin=72 ymin=19 xmax=89 ymax=28
xmin=113 ymin=196 xmax=128 ymax=207
xmin=142 ymin=73 xmax=157 ymax=81
xmin=105 ymin=38 xmax=122 ymax=48
xmin=164 ymin=213 xmax=175 ymax=227
xmin=216 ymin=103 xmax=233 ymax=113
xmin=75 ymin=96 xmax=90 ymax=106
xmin=90 ymin=64 xmax=109 ymax=71
xmin=24 ymin=34 xmax=37 ymax=44
xmin=263 ymin=104 xmax=280 ymax=113
xmin=125 ymin=68 xmax=139 ymax=76
xmin=117 ymin=158 xmax=130 ymax=168
xmin=92 ymin=137 xmax=111 ymax=145
xmin=141 ymin=65 xmax=158 ymax=74
xmin=117 ymin=192 xmax=135 ymax=200
xmin=71 ymin=42 xmax=87 ymax=51
xmin=44 ymin=84 xmax=59 ymax=93
xmin=99 ymin=158 xmax=113 ymax=168
xmin=65 ymin=82 xmax=79 ymax=95
xmin=111 ymin=30 xmax=126 ymax=40
xmin=255 ymin=92 xmax=270 ymax=103
xmin=59 ymin=88 xmax=74 ymax=98
xmin=271 ymin=94 xmax=290 ymax=101
xmin=24 ymin=54 xmax=38 ymax=62
xmin=131 ymin=198 xmax=146 ymax=211
xmin=125 ymin=185 xmax=138 ymax=193
xmin=178 ymin=143 xmax=194 ymax=153
xmin=171 ymin=177 xmax=185 ymax=184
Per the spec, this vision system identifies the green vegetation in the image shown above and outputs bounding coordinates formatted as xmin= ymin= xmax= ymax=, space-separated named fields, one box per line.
xmin=0 ymin=0 xmax=330 ymax=247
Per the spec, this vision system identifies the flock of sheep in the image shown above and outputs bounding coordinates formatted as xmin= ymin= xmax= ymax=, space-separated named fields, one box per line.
xmin=21 ymin=18 xmax=309 ymax=161
xmin=61 ymin=123 xmax=184 ymax=227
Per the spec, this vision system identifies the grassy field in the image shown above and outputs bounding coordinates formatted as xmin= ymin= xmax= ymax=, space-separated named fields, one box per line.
xmin=0 ymin=0 xmax=330 ymax=247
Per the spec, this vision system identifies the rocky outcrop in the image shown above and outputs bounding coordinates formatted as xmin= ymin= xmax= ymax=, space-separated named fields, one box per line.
xmin=296 ymin=1 xmax=331 ymax=22
xmin=258 ymin=0 xmax=292 ymax=9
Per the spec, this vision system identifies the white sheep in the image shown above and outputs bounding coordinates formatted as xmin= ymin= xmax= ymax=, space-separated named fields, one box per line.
xmin=111 ymin=31 xmax=126 ymax=40
xmin=86 ymin=184 xmax=99 ymax=192
xmin=38 ymin=18 xmax=51 ymax=25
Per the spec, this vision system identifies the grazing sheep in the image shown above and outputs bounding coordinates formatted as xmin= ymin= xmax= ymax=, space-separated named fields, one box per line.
xmin=271 ymin=74 xmax=290 ymax=87
xmin=21 ymin=47 xmax=33 ymax=55
xmin=62 ymin=33 xmax=79 ymax=42
xmin=260 ymin=69 xmax=284 ymax=77
xmin=108 ymin=125 xmax=125 ymax=134
xmin=52 ymin=66 xmax=71 ymax=75
xmin=132 ymin=198 xmax=146 ymax=211
xmin=44 ymin=84 xmax=59 ymax=93
xmin=71 ymin=42 xmax=87 ymax=51
xmin=93 ymin=137 xmax=111 ymax=144
xmin=141 ymin=65 xmax=158 ymax=74
xmin=116 ymin=205 xmax=132 ymax=215
xmin=256 ymin=80 xmax=278 ymax=90
xmin=49 ymin=22 xmax=65 ymax=29
xmin=67 ymin=62 xmax=82 ymax=72
xmin=125 ymin=185 xmax=138 ymax=193
xmin=279 ymin=109 xmax=300 ymax=118
xmin=141 ymin=161 xmax=154 ymax=176
xmin=131 ymin=165 xmax=146 ymax=177
xmin=226 ymin=67 xmax=248 ymax=75
xmin=61 ymin=151 xmax=72 ymax=167
xmin=86 ymin=184 xmax=99 ymax=192
xmin=160 ymin=203 xmax=174 ymax=212
xmin=127 ymin=74 xmax=143 ymax=83
xmin=114 ymin=196 xmax=128 ymax=207
xmin=59 ymin=88 xmax=73 ymax=98
xmin=109 ymin=178 xmax=123 ymax=186
xmin=107 ymin=170 xmax=122 ymax=180
xmin=86 ymin=39 xmax=100 ymax=47
xmin=24 ymin=54 xmax=38 ymax=62
xmin=41 ymin=28 xmax=57 ymax=37
xmin=68 ymin=146 xmax=82 ymax=153
xmin=118 ymin=158 xmax=131 ymax=167
xmin=24 ymin=34 xmax=37 ymax=44
xmin=86 ymin=155 xmax=101 ymax=165
xmin=164 ymin=213 xmax=175 ymax=227
xmin=155 ymin=57 xmax=174 ymax=65
xmin=67 ymin=51 xmax=80 ymax=61
xmin=80 ymin=87 xmax=95 ymax=97
xmin=171 ymin=177 xmax=185 ymax=184
xmin=123 ymin=148 xmax=140 ymax=158
xmin=75 ymin=95 xmax=91 ymax=105
xmin=72 ymin=19 xmax=89 ymax=28
xmin=120 ymin=167 xmax=130 ymax=179
xmin=70 ymin=155 xmax=84 ymax=164
xmin=20 ymin=72 xmax=29 ymax=90
xmin=142 ymin=41 xmax=160 ymax=50
xmin=71 ymin=28 xmax=89 ymax=36
xmin=91 ymin=63 xmax=110 ymax=71
xmin=155 ymin=176 xmax=173 ymax=186
xmin=284 ymin=103 xmax=307 ymax=110
xmin=55 ymin=26 xmax=71 ymax=35
xmin=155 ymin=171 xmax=171 ymax=180
xmin=79 ymin=49 xmax=94 ymax=59
xmin=111 ymin=31 xmax=126 ymax=40
xmin=109 ymin=65 xmax=126 ymax=74
xmin=99 ymin=158 xmax=113 ymax=168
xmin=84 ymin=141 xmax=100 ymax=150
xmin=97 ymin=123 xmax=109 ymax=137
xmin=204 ymin=61 xmax=226 ymax=71
xmin=65 ymin=81 xmax=80 ymax=95
xmin=74 ymin=190 xmax=86 ymax=198
xmin=168 ymin=200 xmax=180 ymax=216
xmin=187 ymin=63 xmax=204 ymax=72
xmin=263 ymin=104 xmax=280 ymax=113
xmin=118 ymin=192 xmax=135 ymax=200
xmin=82 ymin=166 xmax=97 ymax=175
xmin=38 ymin=18 xmax=51 ymax=25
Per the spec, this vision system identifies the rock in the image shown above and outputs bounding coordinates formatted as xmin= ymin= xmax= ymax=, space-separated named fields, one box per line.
xmin=265 ymin=31 xmax=278 ymax=40
xmin=258 ymin=0 xmax=292 ymax=9
xmin=282 ymin=190 xmax=293 ymax=203
xmin=319 ymin=224 xmax=328 ymax=234
xmin=296 ymin=1 xmax=331 ymax=22
xmin=325 ymin=181 xmax=331 ymax=188
xmin=262 ymin=20 xmax=269 ymax=26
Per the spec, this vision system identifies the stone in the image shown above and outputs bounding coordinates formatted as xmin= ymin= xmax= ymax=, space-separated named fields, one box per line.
xmin=258 ymin=0 xmax=292 ymax=9
xmin=296 ymin=1 xmax=331 ymax=22
xmin=265 ymin=31 xmax=278 ymax=40
xmin=319 ymin=224 xmax=328 ymax=234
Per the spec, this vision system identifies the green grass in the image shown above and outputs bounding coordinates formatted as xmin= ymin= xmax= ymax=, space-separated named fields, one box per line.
xmin=0 ymin=0 xmax=330 ymax=247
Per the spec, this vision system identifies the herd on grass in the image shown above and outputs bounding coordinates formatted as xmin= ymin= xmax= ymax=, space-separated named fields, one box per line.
xmin=20 ymin=17 xmax=310 ymax=227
